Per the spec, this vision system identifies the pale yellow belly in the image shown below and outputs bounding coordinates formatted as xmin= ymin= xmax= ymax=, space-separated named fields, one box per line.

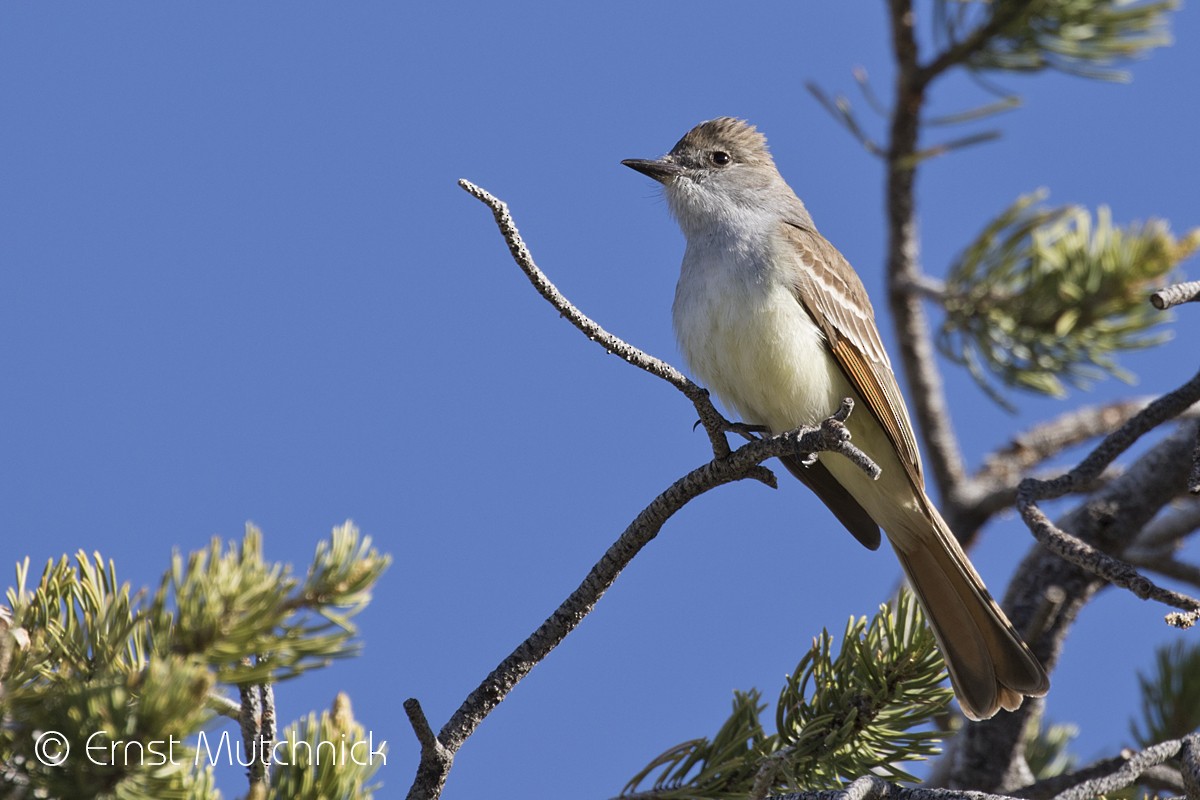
xmin=675 ymin=277 xmax=925 ymax=536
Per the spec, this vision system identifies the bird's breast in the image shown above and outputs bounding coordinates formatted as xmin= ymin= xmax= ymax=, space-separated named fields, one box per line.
xmin=672 ymin=241 xmax=849 ymax=433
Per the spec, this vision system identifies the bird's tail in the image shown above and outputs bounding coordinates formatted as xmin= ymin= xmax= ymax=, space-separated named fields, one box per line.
xmin=890 ymin=499 xmax=1049 ymax=720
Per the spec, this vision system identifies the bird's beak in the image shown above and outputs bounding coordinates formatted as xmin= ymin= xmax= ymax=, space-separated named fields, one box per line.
xmin=621 ymin=157 xmax=681 ymax=183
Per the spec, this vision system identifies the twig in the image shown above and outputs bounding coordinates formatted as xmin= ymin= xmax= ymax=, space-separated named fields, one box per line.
xmin=404 ymin=699 xmax=453 ymax=800
xmin=1015 ymin=493 xmax=1200 ymax=621
xmin=458 ymin=178 xmax=734 ymax=460
xmin=770 ymin=737 xmax=1195 ymax=800
xmin=770 ymin=774 xmax=1021 ymax=799
xmin=909 ymin=130 xmax=1002 ymax=164
xmin=805 ymin=81 xmax=886 ymax=158
xmin=954 ymin=399 xmax=1155 ymax=540
xmin=975 ymin=399 xmax=1154 ymax=485
xmin=1150 ymin=279 xmax=1200 ymax=310
xmin=1018 ymin=369 xmax=1200 ymax=501
xmin=208 ymin=690 xmax=243 ymax=721
xmin=898 ymin=273 xmax=947 ymax=302
xmin=439 ymin=412 xmax=872 ymax=755
xmin=852 ymin=66 xmax=891 ymax=118
xmin=1015 ymin=370 xmax=1200 ymax=623
xmin=1125 ymin=553 xmax=1200 ymax=593
xmin=1016 ymin=738 xmax=1184 ymax=800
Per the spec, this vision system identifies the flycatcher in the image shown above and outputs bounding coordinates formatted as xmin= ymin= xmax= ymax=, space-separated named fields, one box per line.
xmin=623 ymin=117 xmax=1048 ymax=720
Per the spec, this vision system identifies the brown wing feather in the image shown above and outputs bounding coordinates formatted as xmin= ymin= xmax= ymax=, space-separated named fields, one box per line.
xmin=780 ymin=455 xmax=881 ymax=550
xmin=781 ymin=221 xmax=925 ymax=492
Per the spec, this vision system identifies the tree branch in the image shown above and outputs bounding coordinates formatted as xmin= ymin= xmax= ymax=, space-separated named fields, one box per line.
xmin=1015 ymin=737 xmax=1185 ymax=800
xmin=974 ymin=399 xmax=1154 ymax=487
xmin=1150 ymin=279 xmax=1200 ymax=310
xmin=953 ymin=399 xmax=1157 ymax=542
xmin=1132 ymin=495 xmax=1200 ymax=551
xmin=774 ymin=774 xmax=1016 ymax=800
xmin=404 ymin=698 xmax=453 ymax=800
xmin=768 ymin=736 xmax=1196 ymax=800
xmin=1181 ymin=732 xmax=1200 ymax=799
xmin=404 ymin=412 xmax=874 ymax=799
xmin=885 ymin=0 xmax=970 ymax=504
xmin=458 ymin=178 xmax=734 ymax=460
xmin=1016 ymin=490 xmax=1200 ymax=621
xmin=953 ymin=419 xmax=1200 ymax=790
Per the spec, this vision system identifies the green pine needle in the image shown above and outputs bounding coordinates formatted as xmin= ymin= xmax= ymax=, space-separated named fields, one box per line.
xmin=1130 ymin=640 xmax=1200 ymax=747
xmin=0 ymin=522 xmax=387 ymax=800
xmin=936 ymin=0 xmax=1177 ymax=81
xmin=939 ymin=191 xmax=1198 ymax=408
xmin=619 ymin=591 xmax=953 ymax=800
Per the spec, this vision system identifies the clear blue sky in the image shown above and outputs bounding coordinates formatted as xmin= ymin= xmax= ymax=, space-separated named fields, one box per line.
xmin=2 ymin=3 xmax=1198 ymax=797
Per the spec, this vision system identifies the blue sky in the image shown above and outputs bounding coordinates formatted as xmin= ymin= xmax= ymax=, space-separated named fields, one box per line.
xmin=2 ymin=3 xmax=1198 ymax=797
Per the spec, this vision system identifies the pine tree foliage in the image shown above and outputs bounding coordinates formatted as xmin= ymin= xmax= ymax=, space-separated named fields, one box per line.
xmin=935 ymin=0 xmax=1176 ymax=80
xmin=938 ymin=191 xmax=1199 ymax=406
xmin=1023 ymin=719 xmax=1080 ymax=780
xmin=266 ymin=693 xmax=384 ymax=800
xmin=0 ymin=522 xmax=387 ymax=799
xmin=1130 ymin=640 xmax=1200 ymax=748
xmin=619 ymin=592 xmax=952 ymax=800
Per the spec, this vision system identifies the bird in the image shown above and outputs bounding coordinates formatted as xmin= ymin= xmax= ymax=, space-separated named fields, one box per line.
xmin=622 ymin=117 xmax=1048 ymax=720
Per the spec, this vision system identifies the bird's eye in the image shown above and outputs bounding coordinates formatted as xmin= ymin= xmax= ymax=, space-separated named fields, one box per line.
xmin=710 ymin=151 xmax=731 ymax=166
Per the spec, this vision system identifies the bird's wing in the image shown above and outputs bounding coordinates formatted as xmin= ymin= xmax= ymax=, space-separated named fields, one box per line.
xmin=781 ymin=220 xmax=925 ymax=491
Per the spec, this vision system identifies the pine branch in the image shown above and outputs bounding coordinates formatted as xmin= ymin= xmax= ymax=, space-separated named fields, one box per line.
xmin=617 ymin=593 xmax=952 ymax=800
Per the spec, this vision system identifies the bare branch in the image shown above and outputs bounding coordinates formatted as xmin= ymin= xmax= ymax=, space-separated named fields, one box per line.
xmin=404 ymin=698 xmax=453 ymax=800
xmin=975 ymin=399 xmax=1154 ymax=485
xmin=1181 ymin=733 xmax=1200 ymax=799
xmin=885 ymin=0 xmax=970 ymax=502
xmin=909 ymin=130 xmax=1003 ymax=164
xmin=1017 ymin=369 xmax=1200 ymax=504
xmin=952 ymin=399 xmax=1200 ymax=544
xmin=767 ymin=736 xmax=1197 ymax=800
xmin=207 ymin=690 xmax=243 ymax=721
xmin=1134 ymin=496 xmax=1200 ymax=551
xmin=1016 ymin=491 xmax=1200 ymax=620
xmin=1016 ymin=738 xmax=1185 ymax=800
xmin=1012 ymin=370 xmax=1200 ymax=626
xmin=1126 ymin=552 xmax=1200 ymax=593
xmin=458 ymin=179 xmax=734 ymax=459
xmin=805 ymin=81 xmax=886 ymax=157
xmin=1150 ymin=279 xmax=1200 ymax=310
xmin=955 ymin=420 xmax=1200 ymax=790
xmin=403 ymin=413 xmax=874 ymax=799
